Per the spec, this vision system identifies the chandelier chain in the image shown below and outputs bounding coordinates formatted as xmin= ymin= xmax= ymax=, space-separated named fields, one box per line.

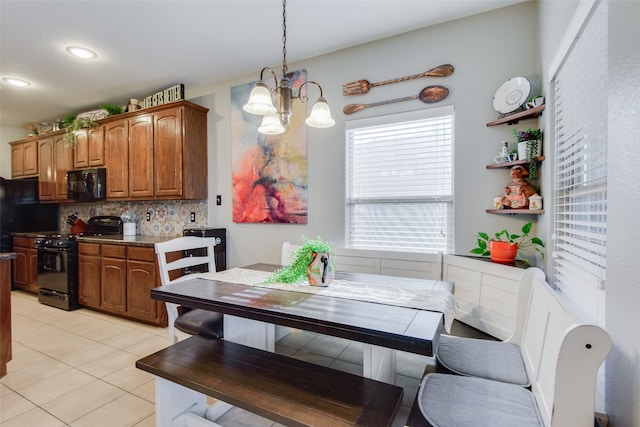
xmin=281 ymin=0 xmax=287 ymax=75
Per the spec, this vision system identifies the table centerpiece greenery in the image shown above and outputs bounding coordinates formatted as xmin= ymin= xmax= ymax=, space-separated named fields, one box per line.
xmin=266 ymin=236 xmax=335 ymax=284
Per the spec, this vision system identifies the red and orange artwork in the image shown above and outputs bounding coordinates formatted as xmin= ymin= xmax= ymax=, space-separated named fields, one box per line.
xmin=231 ymin=70 xmax=308 ymax=224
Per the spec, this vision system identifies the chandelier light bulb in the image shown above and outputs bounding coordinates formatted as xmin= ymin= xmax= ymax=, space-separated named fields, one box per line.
xmin=243 ymin=82 xmax=277 ymax=115
xmin=306 ymin=97 xmax=335 ymax=128
xmin=258 ymin=114 xmax=286 ymax=135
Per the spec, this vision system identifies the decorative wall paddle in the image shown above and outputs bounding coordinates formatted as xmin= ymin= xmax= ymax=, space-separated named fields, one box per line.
xmin=342 ymin=64 xmax=454 ymax=96
xmin=343 ymin=85 xmax=449 ymax=115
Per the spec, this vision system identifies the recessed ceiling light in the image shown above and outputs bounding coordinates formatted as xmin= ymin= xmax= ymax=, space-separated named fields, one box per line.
xmin=66 ymin=46 xmax=97 ymax=59
xmin=3 ymin=77 xmax=31 ymax=87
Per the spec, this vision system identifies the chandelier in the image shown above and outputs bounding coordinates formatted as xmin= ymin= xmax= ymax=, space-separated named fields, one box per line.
xmin=242 ymin=0 xmax=335 ymax=135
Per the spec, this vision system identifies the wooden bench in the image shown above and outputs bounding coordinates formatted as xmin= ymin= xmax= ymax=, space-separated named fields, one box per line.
xmin=136 ymin=335 xmax=404 ymax=427
xmin=405 ymin=267 xmax=612 ymax=426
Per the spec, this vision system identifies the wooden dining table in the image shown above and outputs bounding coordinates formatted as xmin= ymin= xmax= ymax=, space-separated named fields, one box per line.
xmin=150 ymin=263 xmax=454 ymax=383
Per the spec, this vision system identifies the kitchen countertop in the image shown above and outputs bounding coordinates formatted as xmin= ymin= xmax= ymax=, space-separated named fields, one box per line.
xmin=0 ymin=253 xmax=17 ymax=262
xmin=76 ymin=235 xmax=177 ymax=247
xmin=11 ymin=232 xmax=177 ymax=248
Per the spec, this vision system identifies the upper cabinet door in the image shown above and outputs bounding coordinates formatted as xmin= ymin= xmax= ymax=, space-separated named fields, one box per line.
xmin=38 ymin=137 xmax=55 ymax=201
xmin=105 ymin=120 xmax=129 ymax=199
xmin=74 ymin=125 xmax=105 ymax=169
xmin=128 ymin=115 xmax=154 ymax=198
xmin=11 ymin=140 xmax=38 ymax=178
xmin=153 ymin=107 xmax=183 ymax=198
xmin=54 ymin=134 xmax=73 ymax=200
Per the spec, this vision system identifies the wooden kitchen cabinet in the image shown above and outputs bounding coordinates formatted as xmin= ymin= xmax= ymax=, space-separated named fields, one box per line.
xmin=126 ymin=246 xmax=164 ymax=324
xmin=128 ymin=115 xmax=154 ymax=199
xmin=37 ymin=137 xmax=55 ymax=201
xmin=153 ymin=107 xmax=183 ymax=197
xmin=38 ymin=135 xmax=73 ymax=202
xmin=104 ymin=120 xmax=129 ymax=199
xmin=78 ymin=242 xmax=166 ymax=325
xmin=12 ymin=237 xmax=38 ymax=293
xmin=54 ymin=134 xmax=73 ymax=201
xmin=73 ymin=125 xmax=105 ymax=168
xmin=101 ymin=244 xmax=127 ymax=313
xmin=9 ymin=101 xmax=208 ymax=202
xmin=78 ymin=243 xmax=101 ymax=308
xmin=153 ymin=104 xmax=207 ymax=199
xmin=10 ymin=140 xmax=38 ymax=178
xmin=103 ymin=101 xmax=207 ymax=201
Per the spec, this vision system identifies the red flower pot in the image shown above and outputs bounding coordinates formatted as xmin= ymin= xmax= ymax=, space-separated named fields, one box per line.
xmin=489 ymin=241 xmax=518 ymax=264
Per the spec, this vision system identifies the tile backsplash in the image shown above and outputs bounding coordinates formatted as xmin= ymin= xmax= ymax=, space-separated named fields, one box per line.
xmin=60 ymin=200 xmax=208 ymax=236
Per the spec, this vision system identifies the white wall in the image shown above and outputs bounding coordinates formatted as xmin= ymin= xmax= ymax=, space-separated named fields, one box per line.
xmin=189 ymin=1 xmax=539 ymax=268
xmin=538 ymin=1 xmax=640 ymax=425
xmin=604 ymin=1 xmax=640 ymax=425
xmin=0 ymin=125 xmax=28 ymax=178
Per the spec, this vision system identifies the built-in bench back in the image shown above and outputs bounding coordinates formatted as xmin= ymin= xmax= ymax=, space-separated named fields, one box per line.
xmin=516 ymin=269 xmax=611 ymax=426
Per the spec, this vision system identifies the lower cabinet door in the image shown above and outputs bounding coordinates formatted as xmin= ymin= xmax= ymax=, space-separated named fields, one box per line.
xmin=101 ymin=258 xmax=127 ymax=313
xmin=127 ymin=259 xmax=161 ymax=323
xmin=78 ymin=254 xmax=101 ymax=308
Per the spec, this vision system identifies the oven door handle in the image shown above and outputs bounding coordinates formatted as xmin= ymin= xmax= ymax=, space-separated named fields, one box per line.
xmin=39 ymin=289 xmax=67 ymax=300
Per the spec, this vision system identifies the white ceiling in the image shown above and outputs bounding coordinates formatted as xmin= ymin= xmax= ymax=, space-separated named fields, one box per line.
xmin=0 ymin=0 xmax=527 ymax=129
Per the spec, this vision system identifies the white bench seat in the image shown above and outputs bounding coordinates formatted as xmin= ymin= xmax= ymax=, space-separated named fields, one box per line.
xmin=408 ymin=268 xmax=612 ymax=427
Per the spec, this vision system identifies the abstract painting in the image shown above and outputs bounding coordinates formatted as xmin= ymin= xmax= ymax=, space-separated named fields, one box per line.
xmin=231 ymin=69 xmax=308 ymax=224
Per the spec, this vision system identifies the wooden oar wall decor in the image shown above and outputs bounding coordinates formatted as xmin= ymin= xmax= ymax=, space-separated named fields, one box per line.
xmin=342 ymin=63 xmax=454 ymax=115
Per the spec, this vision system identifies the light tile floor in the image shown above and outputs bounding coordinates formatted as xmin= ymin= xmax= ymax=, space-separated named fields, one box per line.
xmin=1 ymin=290 xmax=491 ymax=426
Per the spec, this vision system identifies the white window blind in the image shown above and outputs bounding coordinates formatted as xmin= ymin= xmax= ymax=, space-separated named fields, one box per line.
xmin=552 ymin=1 xmax=607 ymax=324
xmin=345 ymin=106 xmax=454 ymax=253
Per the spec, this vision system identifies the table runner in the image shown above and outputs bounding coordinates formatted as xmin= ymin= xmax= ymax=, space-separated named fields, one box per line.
xmin=197 ymin=267 xmax=456 ymax=333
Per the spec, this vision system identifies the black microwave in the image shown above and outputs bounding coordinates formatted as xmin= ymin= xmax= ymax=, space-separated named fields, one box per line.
xmin=67 ymin=168 xmax=107 ymax=201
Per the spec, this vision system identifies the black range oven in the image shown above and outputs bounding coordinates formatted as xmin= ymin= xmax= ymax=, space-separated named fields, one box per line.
xmin=35 ymin=216 xmax=123 ymax=311
xmin=35 ymin=235 xmax=79 ymax=311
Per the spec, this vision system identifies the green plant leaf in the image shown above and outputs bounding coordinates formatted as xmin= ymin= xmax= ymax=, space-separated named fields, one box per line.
xmin=477 ymin=239 xmax=487 ymax=250
xmin=522 ymin=222 xmax=532 ymax=235
xmin=531 ymin=237 xmax=544 ymax=247
xmin=478 ymin=232 xmax=489 ymax=241
xmin=470 ymin=248 xmax=486 ymax=254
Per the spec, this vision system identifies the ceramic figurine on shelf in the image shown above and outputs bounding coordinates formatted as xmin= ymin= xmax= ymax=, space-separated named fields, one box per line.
xmin=501 ymin=165 xmax=539 ymax=209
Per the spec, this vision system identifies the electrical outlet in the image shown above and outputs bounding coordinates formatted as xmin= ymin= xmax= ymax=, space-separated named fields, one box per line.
xmin=190 ymin=212 xmax=196 ymax=222
xmin=216 ymin=195 xmax=222 ymax=206
xmin=146 ymin=212 xmax=151 ymax=221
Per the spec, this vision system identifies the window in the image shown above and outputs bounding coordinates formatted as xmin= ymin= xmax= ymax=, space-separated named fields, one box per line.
xmin=552 ymin=0 xmax=607 ymax=325
xmin=345 ymin=106 xmax=454 ymax=253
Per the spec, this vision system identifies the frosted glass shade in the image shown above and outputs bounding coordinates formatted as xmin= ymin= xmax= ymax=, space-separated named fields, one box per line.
xmin=305 ymin=97 xmax=335 ymax=128
xmin=258 ymin=114 xmax=286 ymax=135
xmin=243 ymin=82 xmax=277 ymax=115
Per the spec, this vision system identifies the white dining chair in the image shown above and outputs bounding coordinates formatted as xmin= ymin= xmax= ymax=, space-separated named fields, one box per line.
xmin=155 ymin=236 xmax=224 ymax=344
xmin=280 ymin=241 xmax=301 ymax=266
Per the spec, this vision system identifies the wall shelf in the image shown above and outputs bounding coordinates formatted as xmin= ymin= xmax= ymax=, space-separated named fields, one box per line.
xmin=486 ymin=156 xmax=545 ymax=170
xmin=486 ymin=209 xmax=544 ymax=215
xmin=486 ymin=104 xmax=546 ymax=127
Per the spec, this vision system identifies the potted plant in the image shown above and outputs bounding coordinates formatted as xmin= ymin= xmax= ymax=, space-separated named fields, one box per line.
xmin=513 ymin=128 xmax=542 ymax=178
xmin=470 ymin=222 xmax=544 ymax=265
xmin=64 ymin=117 xmax=98 ymax=146
xmin=101 ymin=103 xmax=123 ymax=116
xmin=266 ymin=236 xmax=334 ymax=284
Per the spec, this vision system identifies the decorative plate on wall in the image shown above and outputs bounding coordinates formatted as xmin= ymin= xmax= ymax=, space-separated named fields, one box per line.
xmin=492 ymin=77 xmax=531 ymax=114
